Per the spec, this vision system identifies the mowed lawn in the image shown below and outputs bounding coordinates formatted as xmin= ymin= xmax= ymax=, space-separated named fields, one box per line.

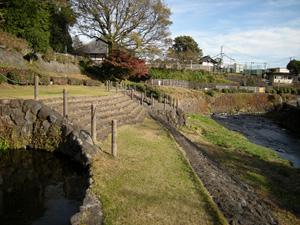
xmin=0 ymin=84 xmax=112 ymax=99
xmin=92 ymin=117 xmax=227 ymax=225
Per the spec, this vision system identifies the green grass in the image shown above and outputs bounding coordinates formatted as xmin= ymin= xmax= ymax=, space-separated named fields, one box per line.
xmin=0 ymin=84 xmax=114 ymax=99
xmin=186 ymin=114 xmax=287 ymax=162
xmin=180 ymin=114 xmax=300 ymax=225
xmin=92 ymin=117 xmax=227 ymax=225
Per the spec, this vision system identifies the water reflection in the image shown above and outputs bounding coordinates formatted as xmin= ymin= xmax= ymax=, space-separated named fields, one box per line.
xmin=212 ymin=114 xmax=300 ymax=168
xmin=0 ymin=149 xmax=89 ymax=225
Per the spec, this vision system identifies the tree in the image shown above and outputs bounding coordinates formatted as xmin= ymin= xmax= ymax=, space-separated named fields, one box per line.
xmin=287 ymin=59 xmax=300 ymax=76
xmin=0 ymin=0 xmax=51 ymax=52
xmin=75 ymin=0 xmax=172 ymax=55
xmin=102 ymin=50 xmax=149 ymax=81
xmin=48 ymin=2 xmax=77 ymax=53
xmin=0 ymin=0 xmax=76 ymax=53
xmin=171 ymin=36 xmax=203 ymax=66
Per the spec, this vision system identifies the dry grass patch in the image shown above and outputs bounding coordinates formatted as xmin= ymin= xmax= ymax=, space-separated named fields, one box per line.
xmin=154 ymin=86 xmax=205 ymax=99
xmin=92 ymin=117 xmax=227 ymax=225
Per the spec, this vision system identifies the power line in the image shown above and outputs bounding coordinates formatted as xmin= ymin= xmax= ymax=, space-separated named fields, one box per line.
xmin=223 ymin=45 xmax=266 ymax=62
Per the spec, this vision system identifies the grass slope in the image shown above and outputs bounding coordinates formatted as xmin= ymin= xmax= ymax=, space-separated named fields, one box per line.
xmin=92 ymin=117 xmax=227 ymax=225
xmin=180 ymin=114 xmax=300 ymax=225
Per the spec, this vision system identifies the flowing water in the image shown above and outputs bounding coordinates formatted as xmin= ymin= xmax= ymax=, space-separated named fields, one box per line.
xmin=0 ymin=149 xmax=89 ymax=225
xmin=212 ymin=114 xmax=300 ymax=168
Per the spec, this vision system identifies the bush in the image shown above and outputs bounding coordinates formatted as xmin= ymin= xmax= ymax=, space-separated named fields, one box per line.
xmin=51 ymin=77 xmax=68 ymax=85
xmin=206 ymin=90 xmax=217 ymax=97
xmin=0 ymin=30 xmax=29 ymax=54
xmin=84 ymin=79 xmax=101 ymax=86
xmin=68 ymin=77 xmax=84 ymax=85
xmin=38 ymin=73 xmax=51 ymax=85
xmin=42 ymin=47 xmax=55 ymax=62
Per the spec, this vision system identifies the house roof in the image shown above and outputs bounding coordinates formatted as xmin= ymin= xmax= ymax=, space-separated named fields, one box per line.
xmin=77 ymin=39 xmax=108 ymax=55
xmin=199 ymin=55 xmax=218 ymax=64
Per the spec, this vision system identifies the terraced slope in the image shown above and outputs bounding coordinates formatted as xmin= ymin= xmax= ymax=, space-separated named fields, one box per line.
xmin=42 ymin=93 xmax=147 ymax=142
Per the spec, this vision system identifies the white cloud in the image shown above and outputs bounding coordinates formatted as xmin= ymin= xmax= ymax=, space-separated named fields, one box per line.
xmin=194 ymin=27 xmax=300 ymax=66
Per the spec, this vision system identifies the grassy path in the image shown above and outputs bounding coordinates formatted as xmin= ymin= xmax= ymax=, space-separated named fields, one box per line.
xmin=92 ymin=117 xmax=227 ymax=225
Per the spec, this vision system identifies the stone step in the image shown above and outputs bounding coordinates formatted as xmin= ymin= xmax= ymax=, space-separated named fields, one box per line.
xmin=96 ymin=107 xmax=148 ymax=142
xmin=48 ymin=95 xmax=133 ymax=117
xmin=43 ymin=93 xmax=148 ymax=142
xmin=78 ymin=101 xmax=144 ymax=131
xmin=70 ymin=100 xmax=140 ymax=129
xmin=43 ymin=94 xmax=127 ymax=111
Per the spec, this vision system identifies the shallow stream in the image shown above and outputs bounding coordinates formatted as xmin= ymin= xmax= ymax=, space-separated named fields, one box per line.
xmin=212 ymin=114 xmax=300 ymax=168
xmin=0 ymin=149 xmax=89 ymax=225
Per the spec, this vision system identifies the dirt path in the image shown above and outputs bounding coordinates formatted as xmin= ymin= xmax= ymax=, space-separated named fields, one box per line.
xmin=150 ymin=112 xmax=279 ymax=225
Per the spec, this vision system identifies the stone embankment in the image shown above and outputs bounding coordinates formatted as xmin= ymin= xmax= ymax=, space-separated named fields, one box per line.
xmin=0 ymin=98 xmax=103 ymax=224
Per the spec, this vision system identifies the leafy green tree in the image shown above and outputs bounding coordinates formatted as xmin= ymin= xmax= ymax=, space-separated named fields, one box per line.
xmin=287 ymin=59 xmax=300 ymax=76
xmin=171 ymin=36 xmax=203 ymax=66
xmin=75 ymin=0 xmax=172 ymax=55
xmin=0 ymin=0 xmax=51 ymax=52
xmin=48 ymin=2 xmax=77 ymax=53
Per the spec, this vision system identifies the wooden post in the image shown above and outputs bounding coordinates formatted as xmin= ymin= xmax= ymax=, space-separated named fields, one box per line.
xmin=164 ymin=97 xmax=166 ymax=110
xmin=131 ymin=89 xmax=133 ymax=100
xmin=169 ymin=96 xmax=172 ymax=107
xmin=63 ymin=89 xmax=68 ymax=119
xmin=34 ymin=75 xmax=38 ymax=100
xmin=151 ymin=93 xmax=154 ymax=108
xmin=141 ymin=92 xmax=144 ymax=105
xmin=173 ymin=97 xmax=175 ymax=109
xmin=91 ymin=104 xmax=96 ymax=142
xmin=112 ymin=120 xmax=117 ymax=157
xmin=106 ymin=80 xmax=108 ymax=92
xmin=116 ymin=82 xmax=118 ymax=93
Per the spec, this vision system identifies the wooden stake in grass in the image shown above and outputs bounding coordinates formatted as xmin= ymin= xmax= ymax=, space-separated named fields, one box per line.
xmin=112 ymin=120 xmax=117 ymax=157
xmin=91 ymin=104 xmax=97 ymax=142
xmin=164 ymin=97 xmax=167 ymax=110
xmin=34 ymin=75 xmax=39 ymax=100
xmin=63 ymin=89 xmax=68 ymax=119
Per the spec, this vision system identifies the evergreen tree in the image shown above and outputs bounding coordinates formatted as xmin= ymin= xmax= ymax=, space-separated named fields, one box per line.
xmin=0 ymin=0 xmax=51 ymax=53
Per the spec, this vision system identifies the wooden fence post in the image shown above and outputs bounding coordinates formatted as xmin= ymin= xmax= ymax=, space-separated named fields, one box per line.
xmin=112 ymin=120 xmax=117 ymax=157
xmin=34 ymin=75 xmax=38 ymax=100
xmin=151 ymin=93 xmax=154 ymax=108
xmin=63 ymin=89 xmax=68 ymax=119
xmin=91 ymin=104 xmax=96 ymax=142
xmin=116 ymin=82 xmax=118 ymax=93
xmin=141 ymin=92 xmax=144 ymax=105
xmin=131 ymin=89 xmax=133 ymax=100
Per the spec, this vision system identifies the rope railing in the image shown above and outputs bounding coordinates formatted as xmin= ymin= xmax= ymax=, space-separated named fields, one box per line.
xmin=0 ymin=72 xmax=34 ymax=85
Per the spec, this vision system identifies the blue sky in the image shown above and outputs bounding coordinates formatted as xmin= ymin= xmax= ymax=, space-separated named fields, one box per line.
xmin=164 ymin=0 xmax=300 ymax=68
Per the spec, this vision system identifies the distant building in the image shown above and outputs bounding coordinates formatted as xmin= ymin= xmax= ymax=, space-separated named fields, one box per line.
xmin=76 ymin=39 xmax=108 ymax=62
xmin=266 ymin=67 xmax=295 ymax=85
xmin=199 ymin=55 xmax=218 ymax=67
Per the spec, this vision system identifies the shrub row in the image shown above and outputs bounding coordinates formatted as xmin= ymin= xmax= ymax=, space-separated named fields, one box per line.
xmin=222 ymin=88 xmax=254 ymax=94
xmin=267 ymin=87 xmax=300 ymax=95
xmin=42 ymin=47 xmax=78 ymax=64
xmin=0 ymin=66 xmax=101 ymax=86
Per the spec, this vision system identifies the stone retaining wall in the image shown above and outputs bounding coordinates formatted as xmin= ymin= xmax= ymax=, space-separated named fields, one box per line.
xmin=0 ymin=99 xmax=103 ymax=224
xmin=149 ymin=108 xmax=190 ymax=128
